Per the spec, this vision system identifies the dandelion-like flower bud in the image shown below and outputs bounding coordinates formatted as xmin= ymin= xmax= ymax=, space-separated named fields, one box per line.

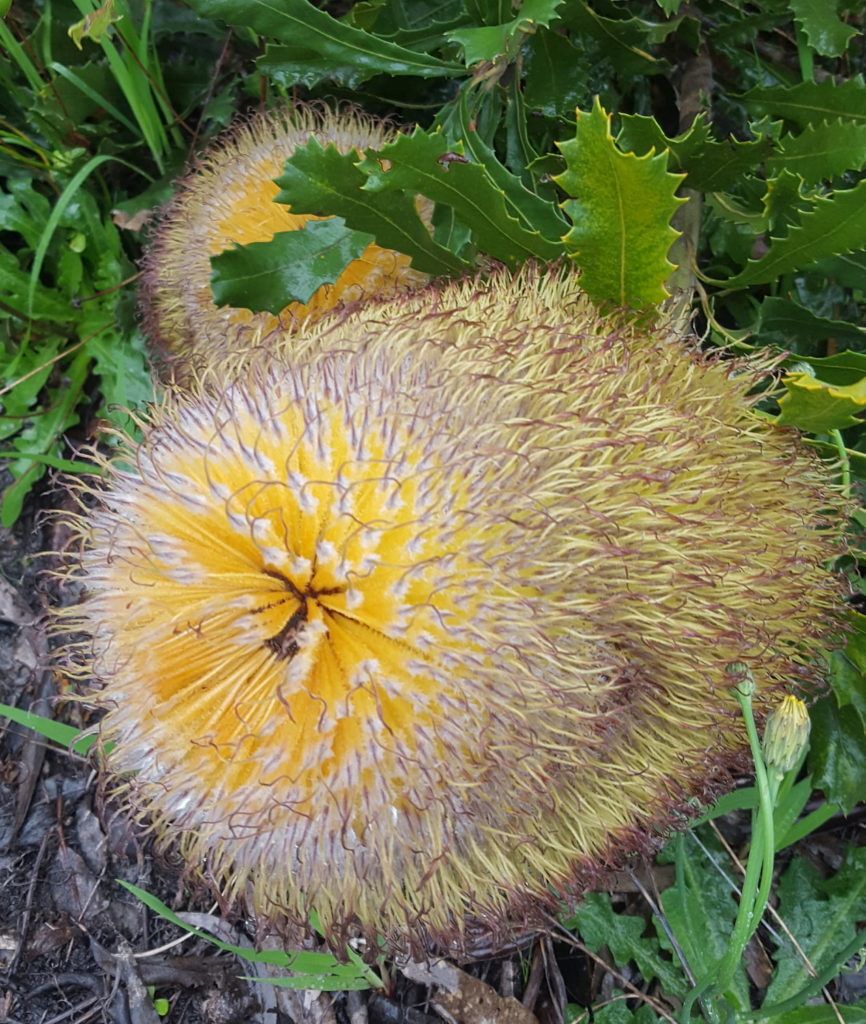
xmin=140 ymin=104 xmax=428 ymax=381
xmin=762 ymin=695 xmax=811 ymax=774
xmin=60 ymin=267 xmax=846 ymax=953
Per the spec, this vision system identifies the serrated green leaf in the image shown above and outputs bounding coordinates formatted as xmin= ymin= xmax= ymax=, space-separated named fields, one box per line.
xmin=798 ymin=350 xmax=866 ymax=384
xmin=713 ymin=179 xmax=866 ymax=288
xmin=523 ymin=26 xmax=589 ymax=118
xmin=360 ymin=127 xmax=564 ymax=265
xmin=257 ymin=43 xmax=369 ymax=90
xmin=447 ymin=0 xmax=562 ymax=63
xmin=372 ymin=3 xmax=470 ymax=50
xmin=567 ymin=892 xmax=686 ymax=996
xmin=776 ymin=370 xmax=866 ymax=432
xmin=210 ymin=219 xmax=376 ymax=314
xmin=563 ymin=1 xmax=668 ymax=74
xmin=768 ymin=848 xmax=866 ymax=1002
xmin=616 ymin=113 xmax=776 ymax=193
xmin=274 ymin=136 xmax=469 ymax=277
xmin=829 ymin=650 xmax=866 ymax=731
xmin=89 ymin=328 xmax=155 ymax=436
xmin=755 ymin=297 xmax=866 ymax=353
xmin=0 ymin=338 xmax=64 ymax=430
xmin=811 ymin=249 xmax=866 ymax=289
xmin=790 ymin=0 xmax=858 ymax=58
xmin=186 ymin=0 xmax=463 ymax=87
xmin=740 ymin=78 xmax=866 ymax=130
xmin=809 ymin=692 xmax=866 ymax=812
xmin=766 ymin=119 xmax=866 ymax=183
xmin=590 ymin=999 xmax=662 ymax=1024
xmin=763 ymin=168 xmax=811 ymax=236
xmin=0 ymin=247 xmax=73 ymax=323
xmin=555 ymin=97 xmax=686 ymax=308
xmin=449 ymin=89 xmax=568 ymax=238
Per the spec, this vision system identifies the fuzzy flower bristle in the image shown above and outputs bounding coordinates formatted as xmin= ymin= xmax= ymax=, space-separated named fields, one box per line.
xmin=61 ymin=266 xmax=846 ymax=953
xmin=140 ymin=104 xmax=428 ymax=381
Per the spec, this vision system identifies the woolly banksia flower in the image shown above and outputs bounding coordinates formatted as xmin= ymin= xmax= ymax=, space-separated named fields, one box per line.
xmin=60 ymin=266 xmax=845 ymax=953
xmin=140 ymin=104 xmax=427 ymax=380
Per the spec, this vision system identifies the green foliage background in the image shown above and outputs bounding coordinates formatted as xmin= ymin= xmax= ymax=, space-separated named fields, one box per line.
xmin=2 ymin=0 xmax=866 ymax=1019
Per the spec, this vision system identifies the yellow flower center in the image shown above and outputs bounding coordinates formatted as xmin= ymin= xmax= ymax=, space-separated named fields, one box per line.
xmin=88 ymin=379 xmax=513 ymax=831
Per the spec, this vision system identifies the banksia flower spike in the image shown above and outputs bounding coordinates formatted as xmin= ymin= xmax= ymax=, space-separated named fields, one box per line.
xmin=140 ymin=104 xmax=428 ymax=381
xmin=60 ymin=266 xmax=846 ymax=954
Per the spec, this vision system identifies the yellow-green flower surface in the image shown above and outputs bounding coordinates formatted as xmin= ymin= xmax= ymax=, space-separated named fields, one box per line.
xmin=141 ymin=105 xmax=427 ymax=381
xmin=762 ymin=694 xmax=812 ymax=774
xmin=63 ymin=267 xmax=845 ymax=952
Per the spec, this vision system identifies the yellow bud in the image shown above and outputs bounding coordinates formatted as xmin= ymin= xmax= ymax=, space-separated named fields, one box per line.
xmin=762 ymin=695 xmax=811 ymax=774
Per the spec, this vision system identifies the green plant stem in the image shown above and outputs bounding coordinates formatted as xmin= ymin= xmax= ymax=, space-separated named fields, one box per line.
xmin=716 ymin=687 xmax=776 ymax=991
xmin=679 ymin=681 xmax=777 ymax=1021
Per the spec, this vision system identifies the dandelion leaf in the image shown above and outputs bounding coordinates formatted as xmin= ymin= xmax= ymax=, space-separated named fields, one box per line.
xmin=768 ymin=848 xmax=866 ymax=1001
xmin=810 ymin=692 xmax=866 ymax=813
xmin=567 ymin=892 xmax=686 ymax=996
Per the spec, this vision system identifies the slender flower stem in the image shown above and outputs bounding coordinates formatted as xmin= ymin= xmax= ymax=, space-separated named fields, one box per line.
xmin=679 ymin=671 xmax=777 ymax=1021
xmin=716 ymin=680 xmax=777 ymax=992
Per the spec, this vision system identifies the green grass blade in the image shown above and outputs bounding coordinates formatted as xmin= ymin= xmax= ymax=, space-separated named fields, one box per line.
xmin=26 ymin=154 xmax=152 ymax=324
xmin=49 ymin=61 xmax=140 ymax=135
xmin=0 ymin=701 xmax=97 ymax=756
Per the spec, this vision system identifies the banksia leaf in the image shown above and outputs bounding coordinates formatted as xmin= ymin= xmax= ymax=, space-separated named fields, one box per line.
xmin=765 ymin=120 xmax=866 ymax=184
xmin=358 ymin=127 xmax=565 ymax=265
xmin=790 ymin=0 xmax=858 ymax=57
xmin=186 ymin=0 xmax=463 ymax=87
xmin=140 ymin=105 xmax=429 ymax=382
xmin=273 ymin=136 xmax=467 ymax=277
xmin=710 ymin=179 xmax=866 ymax=288
xmin=740 ymin=79 xmax=866 ymax=130
xmin=777 ymin=367 xmax=866 ymax=433
xmin=447 ymin=0 xmax=564 ymax=64
xmin=555 ymin=97 xmax=687 ymax=308
xmin=210 ymin=219 xmax=376 ymax=314
xmin=616 ymin=113 xmax=775 ymax=193
xmin=59 ymin=266 xmax=846 ymax=953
